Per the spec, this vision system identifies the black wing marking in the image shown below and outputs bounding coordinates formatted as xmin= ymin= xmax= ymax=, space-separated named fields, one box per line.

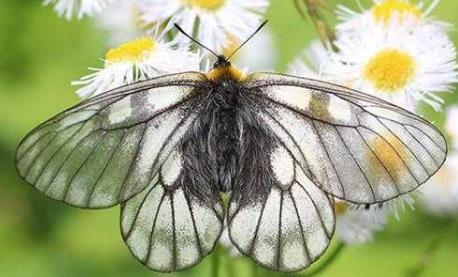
xmin=227 ymin=141 xmax=335 ymax=272
xmin=16 ymin=72 xmax=206 ymax=208
xmin=244 ymin=72 xmax=446 ymax=204
xmin=120 ymin=150 xmax=224 ymax=272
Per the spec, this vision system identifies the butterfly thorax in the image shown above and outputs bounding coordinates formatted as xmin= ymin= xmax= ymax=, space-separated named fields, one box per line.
xmin=206 ymin=59 xmax=246 ymax=83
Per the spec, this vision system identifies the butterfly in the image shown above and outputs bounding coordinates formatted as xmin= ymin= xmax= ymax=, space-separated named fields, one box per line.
xmin=15 ymin=22 xmax=447 ymax=273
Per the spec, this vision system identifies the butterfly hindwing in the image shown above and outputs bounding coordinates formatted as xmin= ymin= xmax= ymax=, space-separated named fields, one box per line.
xmin=16 ymin=72 xmax=206 ymax=208
xmin=120 ymin=149 xmax=224 ymax=272
xmin=245 ymin=73 xmax=447 ymax=204
xmin=228 ymin=141 xmax=335 ymax=272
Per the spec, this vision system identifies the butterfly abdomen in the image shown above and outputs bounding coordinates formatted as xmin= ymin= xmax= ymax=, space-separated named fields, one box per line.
xmin=178 ymin=79 xmax=244 ymax=203
xmin=212 ymin=79 xmax=276 ymax=204
xmin=213 ymin=82 xmax=241 ymax=192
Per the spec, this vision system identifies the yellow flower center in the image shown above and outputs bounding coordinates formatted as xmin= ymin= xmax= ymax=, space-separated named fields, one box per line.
xmin=372 ymin=0 xmax=422 ymax=23
xmin=182 ymin=0 xmax=225 ymax=10
xmin=363 ymin=49 xmax=416 ymax=93
xmin=105 ymin=37 xmax=156 ymax=63
xmin=334 ymin=202 xmax=349 ymax=216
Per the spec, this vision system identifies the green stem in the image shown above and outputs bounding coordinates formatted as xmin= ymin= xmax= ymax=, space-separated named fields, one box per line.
xmin=294 ymin=0 xmax=337 ymax=46
xmin=212 ymin=246 xmax=220 ymax=277
xmin=301 ymin=241 xmax=345 ymax=277
xmin=223 ymin=246 xmax=235 ymax=277
xmin=404 ymin=219 xmax=458 ymax=277
xmin=226 ymin=258 xmax=235 ymax=277
xmin=251 ymin=260 xmax=259 ymax=277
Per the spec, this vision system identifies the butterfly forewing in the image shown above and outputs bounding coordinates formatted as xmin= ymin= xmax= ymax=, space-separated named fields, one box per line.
xmin=16 ymin=72 xmax=207 ymax=208
xmin=244 ymin=72 xmax=447 ymax=204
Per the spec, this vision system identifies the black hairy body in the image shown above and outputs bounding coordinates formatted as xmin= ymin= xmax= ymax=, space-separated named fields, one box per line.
xmin=178 ymin=77 xmax=275 ymax=206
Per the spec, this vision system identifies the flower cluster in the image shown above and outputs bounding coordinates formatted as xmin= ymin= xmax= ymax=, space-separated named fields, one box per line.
xmin=294 ymin=0 xmax=457 ymax=112
xmin=48 ymin=0 xmax=270 ymax=99
xmin=291 ymin=0 xmax=457 ymax=244
xmin=72 ymin=36 xmax=200 ymax=98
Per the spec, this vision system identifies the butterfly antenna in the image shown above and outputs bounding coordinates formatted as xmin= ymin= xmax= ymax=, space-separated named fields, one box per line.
xmin=227 ymin=20 xmax=268 ymax=61
xmin=174 ymin=23 xmax=219 ymax=58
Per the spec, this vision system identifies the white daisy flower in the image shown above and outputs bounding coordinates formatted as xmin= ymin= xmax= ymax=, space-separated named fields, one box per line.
xmin=383 ymin=194 xmax=416 ymax=220
xmin=420 ymin=152 xmax=458 ymax=216
xmin=324 ymin=18 xmax=457 ymax=111
xmin=445 ymin=106 xmax=458 ymax=151
xmin=336 ymin=0 xmax=445 ymax=33
xmin=95 ymin=0 xmax=145 ymax=46
xmin=221 ymin=28 xmax=277 ymax=71
xmin=334 ymin=201 xmax=388 ymax=245
xmin=43 ymin=0 xmax=113 ymax=20
xmin=138 ymin=0 xmax=269 ymax=53
xmin=291 ymin=2 xmax=458 ymax=112
xmin=288 ymin=40 xmax=333 ymax=80
xmin=73 ymin=36 xmax=200 ymax=99
xmin=335 ymin=195 xmax=415 ymax=244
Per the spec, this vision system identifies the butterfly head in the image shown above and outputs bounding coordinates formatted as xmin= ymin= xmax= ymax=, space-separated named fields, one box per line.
xmin=207 ymin=55 xmax=246 ymax=82
xmin=213 ymin=55 xmax=231 ymax=68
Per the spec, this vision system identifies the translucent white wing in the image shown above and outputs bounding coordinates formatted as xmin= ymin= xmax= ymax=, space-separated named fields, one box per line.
xmin=228 ymin=143 xmax=335 ymax=272
xmin=120 ymin=150 xmax=224 ymax=272
xmin=245 ymin=73 xmax=447 ymax=204
xmin=16 ymin=72 xmax=206 ymax=208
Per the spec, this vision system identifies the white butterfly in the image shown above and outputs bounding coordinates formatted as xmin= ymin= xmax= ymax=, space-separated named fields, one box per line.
xmin=16 ymin=26 xmax=446 ymax=273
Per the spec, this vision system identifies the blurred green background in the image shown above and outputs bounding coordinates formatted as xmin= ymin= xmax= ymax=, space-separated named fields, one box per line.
xmin=1 ymin=0 xmax=458 ymax=276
